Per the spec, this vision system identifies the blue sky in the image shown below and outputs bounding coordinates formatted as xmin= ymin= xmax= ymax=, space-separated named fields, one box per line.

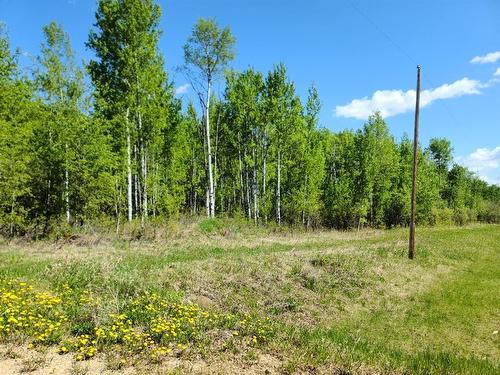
xmin=1 ymin=0 xmax=499 ymax=184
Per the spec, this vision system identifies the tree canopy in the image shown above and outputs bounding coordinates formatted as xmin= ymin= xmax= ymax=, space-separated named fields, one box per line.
xmin=0 ymin=2 xmax=498 ymax=236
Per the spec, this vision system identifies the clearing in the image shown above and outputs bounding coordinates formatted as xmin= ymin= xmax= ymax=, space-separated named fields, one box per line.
xmin=0 ymin=222 xmax=498 ymax=374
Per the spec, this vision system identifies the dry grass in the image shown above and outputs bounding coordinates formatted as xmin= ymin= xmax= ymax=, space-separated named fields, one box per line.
xmin=0 ymin=220 xmax=498 ymax=374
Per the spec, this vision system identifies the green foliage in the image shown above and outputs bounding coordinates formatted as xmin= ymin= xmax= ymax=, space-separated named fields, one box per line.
xmin=478 ymin=200 xmax=500 ymax=223
xmin=87 ymin=0 xmax=180 ymax=226
xmin=198 ymin=218 xmax=224 ymax=233
xmin=0 ymin=23 xmax=17 ymax=81
xmin=0 ymin=3 xmax=498 ymax=235
xmin=0 ymin=28 xmax=36 ymax=235
xmin=428 ymin=137 xmax=453 ymax=174
xmin=183 ymin=18 xmax=236 ymax=83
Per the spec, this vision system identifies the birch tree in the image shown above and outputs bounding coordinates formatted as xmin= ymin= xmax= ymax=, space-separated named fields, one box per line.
xmin=182 ymin=18 xmax=235 ymax=217
xmin=34 ymin=22 xmax=84 ymax=224
xmin=300 ymin=84 xmax=325 ymax=227
xmin=224 ymin=69 xmax=264 ymax=222
xmin=2 ymin=16 xmax=500 ymax=233
xmin=263 ymin=64 xmax=296 ymax=225
xmin=88 ymin=0 xmax=177 ymax=226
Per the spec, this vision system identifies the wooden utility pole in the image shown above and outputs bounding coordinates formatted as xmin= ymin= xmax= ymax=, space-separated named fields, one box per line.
xmin=409 ymin=65 xmax=421 ymax=259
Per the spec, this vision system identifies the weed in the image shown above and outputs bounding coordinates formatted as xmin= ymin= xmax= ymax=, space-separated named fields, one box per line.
xmin=19 ymin=354 xmax=45 ymax=372
xmin=70 ymin=362 xmax=89 ymax=375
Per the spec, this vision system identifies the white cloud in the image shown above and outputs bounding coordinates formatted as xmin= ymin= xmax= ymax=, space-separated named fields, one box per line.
xmin=470 ymin=51 xmax=500 ymax=64
xmin=175 ymin=83 xmax=190 ymax=95
xmin=335 ymin=78 xmax=482 ymax=120
xmin=457 ymin=146 xmax=500 ymax=185
xmin=495 ymin=68 xmax=500 ymax=77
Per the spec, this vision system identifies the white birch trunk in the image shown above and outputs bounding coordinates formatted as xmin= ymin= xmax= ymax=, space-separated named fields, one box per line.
xmin=262 ymin=130 xmax=268 ymax=224
xmin=64 ymin=143 xmax=70 ymax=224
xmin=276 ymin=148 xmax=281 ymax=225
xmin=141 ymin=147 xmax=147 ymax=226
xmin=245 ymin=152 xmax=251 ymax=220
xmin=126 ymin=107 xmax=132 ymax=222
xmin=205 ymin=84 xmax=215 ymax=217
xmin=138 ymin=111 xmax=147 ymax=227
xmin=252 ymin=146 xmax=258 ymax=224
xmin=238 ymin=146 xmax=244 ymax=208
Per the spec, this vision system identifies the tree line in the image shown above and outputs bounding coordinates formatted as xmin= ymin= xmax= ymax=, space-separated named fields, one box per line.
xmin=1 ymin=0 xmax=499 ymax=237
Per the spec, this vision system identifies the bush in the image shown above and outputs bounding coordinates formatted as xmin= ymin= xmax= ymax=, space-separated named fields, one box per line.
xmin=431 ymin=206 xmax=453 ymax=226
xmin=478 ymin=201 xmax=500 ymax=223
xmin=452 ymin=208 xmax=477 ymax=226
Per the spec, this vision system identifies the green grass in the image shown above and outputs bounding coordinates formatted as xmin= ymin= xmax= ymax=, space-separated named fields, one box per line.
xmin=0 ymin=223 xmax=498 ymax=374
xmin=198 ymin=217 xmax=225 ymax=233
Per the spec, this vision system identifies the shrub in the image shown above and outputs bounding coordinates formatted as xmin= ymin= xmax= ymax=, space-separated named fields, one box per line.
xmin=452 ymin=208 xmax=477 ymax=226
xmin=478 ymin=201 xmax=500 ymax=223
xmin=432 ymin=207 xmax=453 ymax=226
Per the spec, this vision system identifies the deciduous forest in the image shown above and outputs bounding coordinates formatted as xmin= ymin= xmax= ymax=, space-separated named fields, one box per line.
xmin=1 ymin=0 xmax=499 ymax=238
xmin=1 ymin=2 xmax=499 ymax=374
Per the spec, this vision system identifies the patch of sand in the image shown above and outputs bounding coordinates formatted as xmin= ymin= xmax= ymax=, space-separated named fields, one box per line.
xmin=0 ymin=344 xmax=282 ymax=375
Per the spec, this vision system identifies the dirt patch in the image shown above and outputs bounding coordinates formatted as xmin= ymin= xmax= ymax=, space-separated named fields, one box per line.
xmin=0 ymin=344 xmax=283 ymax=375
xmin=0 ymin=344 xmax=117 ymax=375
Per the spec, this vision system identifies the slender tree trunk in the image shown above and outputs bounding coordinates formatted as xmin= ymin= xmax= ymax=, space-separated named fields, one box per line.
xmin=142 ymin=146 xmax=148 ymax=225
xmin=245 ymin=150 xmax=251 ymax=220
xmin=46 ymin=127 xmax=52 ymax=219
xmin=64 ymin=143 xmax=70 ymax=224
xmin=370 ymin=190 xmax=373 ymax=227
xmin=152 ymin=159 xmax=157 ymax=218
xmin=190 ymin=146 xmax=196 ymax=214
xmin=138 ymin=111 xmax=147 ymax=228
xmin=60 ymin=88 xmax=70 ymax=224
xmin=10 ymin=191 xmax=15 ymax=236
xmin=220 ymin=172 xmax=225 ymax=215
xmin=205 ymin=84 xmax=215 ymax=217
xmin=200 ymin=119 xmax=209 ymax=217
xmin=137 ymin=169 xmax=142 ymax=217
xmin=214 ymin=106 xmax=220 ymax=197
xmin=133 ymin=172 xmax=138 ymax=215
xmin=46 ymin=179 xmax=51 ymax=216
xmin=126 ymin=107 xmax=132 ymax=222
xmin=193 ymin=150 xmax=197 ymax=215
xmin=263 ymin=134 xmax=267 ymax=224
xmin=276 ymin=148 xmax=281 ymax=225
xmin=252 ymin=146 xmax=258 ymax=224
xmin=134 ymin=146 xmax=139 ymax=217
xmin=115 ymin=177 xmax=121 ymax=234
xmin=238 ymin=146 xmax=244 ymax=209
xmin=302 ymin=173 xmax=307 ymax=226
xmin=232 ymin=182 xmax=237 ymax=215
xmin=243 ymin=145 xmax=252 ymax=221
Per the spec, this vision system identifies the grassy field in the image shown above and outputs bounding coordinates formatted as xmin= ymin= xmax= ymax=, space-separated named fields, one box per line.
xmin=0 ymin=222 xmax=498 ymax=374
